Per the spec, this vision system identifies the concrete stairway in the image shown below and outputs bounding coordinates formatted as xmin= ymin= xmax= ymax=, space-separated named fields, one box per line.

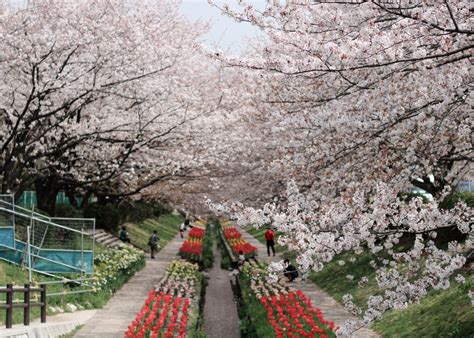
xmin=90 ymin=229 xmax=126 ymax=249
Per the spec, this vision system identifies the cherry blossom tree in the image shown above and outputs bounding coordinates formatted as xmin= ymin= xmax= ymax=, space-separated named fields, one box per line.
xmin=0 ymin=0 xmax=222 ymax=213
xmin=208 ymin=0 xmax=473 ymax=334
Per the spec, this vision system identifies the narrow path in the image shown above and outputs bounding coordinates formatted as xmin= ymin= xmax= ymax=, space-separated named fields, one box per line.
xmin=74 ymin=233 xmax=183 ymax=338
xmin=240 ymin=228 xmax=380 ymax=338
xmin=203 ymin=244 xmax=240 ymax=338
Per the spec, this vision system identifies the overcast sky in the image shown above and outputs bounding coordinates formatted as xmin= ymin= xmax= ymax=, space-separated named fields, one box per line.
xmin=180 ymin=0 xmax=265 ymax=54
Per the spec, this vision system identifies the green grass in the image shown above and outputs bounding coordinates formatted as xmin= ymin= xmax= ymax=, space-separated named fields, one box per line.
xmin=124 ymin=214 xmax=182 ymax=252
xmin=309 ymin=251 xmax=381 ymax=307
xmin=202 ymin=223 xmax=214 ymax=269
xmin=373 ymin=275 xmax=474 ymax=337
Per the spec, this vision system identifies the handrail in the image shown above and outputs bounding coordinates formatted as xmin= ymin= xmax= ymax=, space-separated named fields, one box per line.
xmin=0 ymin=200 xmax=50 ymax=222
xmin=51 ymin=217 xmax=96 ymax=221
xmin=0 ymin=206 xmax=86 ymax=235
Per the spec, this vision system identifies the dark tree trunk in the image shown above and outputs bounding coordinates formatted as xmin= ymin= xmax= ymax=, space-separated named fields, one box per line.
xmin=34 ymin=176 xmax=59 ymax=216
xmin=96 ymin=194 xmax=107 ymax=206
xmin=65 ymin=186 xmax=78 ymax=208
xmin=80 ymin=190 xmax=93 ymax=210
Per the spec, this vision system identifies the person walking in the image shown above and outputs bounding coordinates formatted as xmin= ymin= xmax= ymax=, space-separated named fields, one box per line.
xmin=264 ymin=227 xmax=276 ymax=257
xmin=148 ymin=230 xmax=159 ymax=259
xmin=180 ymin=222 xmax=186 ymax=239
xmin=119 ymin=226 xmax=131 ymax=244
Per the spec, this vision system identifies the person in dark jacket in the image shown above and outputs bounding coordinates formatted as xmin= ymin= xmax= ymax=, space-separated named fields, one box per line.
xmin=119 ymin=226 xmax=131 ymax=243
xmin=184 ymin=218 xmax=191 ymax=229
xmin=148 ymin=230 xmax=159 ymax=259
xmin=284 ymin=259 xmax=298 ymax=282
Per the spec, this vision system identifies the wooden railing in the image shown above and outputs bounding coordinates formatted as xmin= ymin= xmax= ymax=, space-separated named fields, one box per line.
xmin=0 ymin=283 xmax=46 ymax=328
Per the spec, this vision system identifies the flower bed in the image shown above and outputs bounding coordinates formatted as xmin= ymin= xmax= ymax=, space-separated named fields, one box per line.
xmin=125 ymin=260 xmax=201 ymax=338
xmin=179 ymin=227 xmax=205 ymax=261
xmin=241 ymin=261 xmax=336 ymax=338
xmin=222 ymin=225 xmax=257 ymax=257
xmin=188 ymin=227 xmax=205 ymax=238
xmin=223 ymin=226 xmax=241 ymax=239
xmin=93 ymin=247 xmax=145 ymax=291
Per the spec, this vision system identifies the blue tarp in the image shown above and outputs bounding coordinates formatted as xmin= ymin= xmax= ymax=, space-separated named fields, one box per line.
xmin=0 ymin=227 xmax=15 ymax=248
xmin=0 ymin=237 xmax=93 ymax=274
xmin=33 ymin=250 xmax=93 ymax=274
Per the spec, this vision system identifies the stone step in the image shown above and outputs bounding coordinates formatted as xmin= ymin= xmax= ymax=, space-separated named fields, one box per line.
xmin=91 ymin=229 xmax=106 ymax=235
xmin=101 ymin=236 xmax=119 ymax=246
xmin=94 ymin=232 xmax=112 ymax=241
xmin=95 ymin=236 xmax=111 ymax=244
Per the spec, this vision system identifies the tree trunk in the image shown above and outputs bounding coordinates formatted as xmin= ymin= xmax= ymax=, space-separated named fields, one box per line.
xmin=80 ymin=190 xmax=93 ymax=210
xmin=65 ymin=185 xmax=78 ymax=208
xmin=34 ymin=176 xmax=59 ymax=216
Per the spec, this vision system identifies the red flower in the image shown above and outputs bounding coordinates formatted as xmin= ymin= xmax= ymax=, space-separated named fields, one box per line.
xmin=188 ymin=227 xmax=205 ymax=238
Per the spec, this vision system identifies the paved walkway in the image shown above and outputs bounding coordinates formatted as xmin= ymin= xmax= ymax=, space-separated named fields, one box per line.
xmin=74 ymin=233 xmax=183 ymax=338
xmin=203 ymin=245 xmax=240 ymax=338
xmin=240 ymin=228 xmax=380 ymax=338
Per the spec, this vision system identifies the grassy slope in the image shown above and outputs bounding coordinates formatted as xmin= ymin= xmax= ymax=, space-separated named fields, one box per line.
xmin=124 ymin=214 xmax=182 ymax=252
xmin=309 ymin=248 xmax=474 ymax=335
xmin=246 ymin=229 xmax=474 ymax=337
xmin=373 ymin=274 xmax=474 ymax=337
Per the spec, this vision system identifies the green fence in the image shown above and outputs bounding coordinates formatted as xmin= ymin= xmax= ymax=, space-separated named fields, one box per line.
xmin=17 ymin=191 xmax=89 ymax=209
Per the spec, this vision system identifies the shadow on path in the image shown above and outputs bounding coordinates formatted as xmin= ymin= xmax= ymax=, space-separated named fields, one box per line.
xmin=203 ymin=245 xmax=240 ymax=338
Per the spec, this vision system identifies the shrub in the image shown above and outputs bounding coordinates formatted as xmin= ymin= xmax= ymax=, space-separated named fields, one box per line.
xmin=55 ymin=204 xmax=83 ymax=218
xmin=440 ymin=192 xmax=474 ymax=209
xmin=152 ymin=201 xmax=171 ymax=217
xmin=93 ymin=246 xmax=145 ymax=291
xmin=221 ymin=256 xmax=231 ymax=270
xmin=202 ymin=224 xmax=214 ymax=269
xmin=84 ymin=203 xmax=120 ymax=232
xmin=117 ymin=200 xmax=170 ymax=222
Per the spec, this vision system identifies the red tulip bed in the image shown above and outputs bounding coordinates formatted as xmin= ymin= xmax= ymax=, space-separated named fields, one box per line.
xmin=223 ymin=226 xmax=241 ymax=239
xmin=179 ymin=226 xmax=205 ymax=261
xmin=241 ymin=261 xmax=336 ymax=338
xmin=188 ymin=227 xmax=205 ymax=238
xmin=222 ymin=225 xmax=257 ymax=257
xmin=124 ymin=260 xmax=201 ymax=338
